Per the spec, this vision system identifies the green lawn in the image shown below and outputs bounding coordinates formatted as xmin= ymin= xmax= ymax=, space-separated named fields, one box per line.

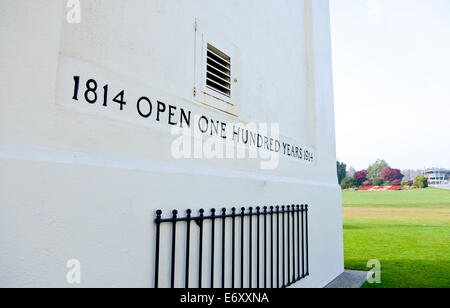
xmin=343 ymin=188 xmax=450 ymax=208
xmin=342 ymin=188 xmax=450 ymax=288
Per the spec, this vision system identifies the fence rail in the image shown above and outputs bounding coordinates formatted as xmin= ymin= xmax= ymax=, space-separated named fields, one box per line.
xmin=154 ymin=205 xmax=309 ymax=288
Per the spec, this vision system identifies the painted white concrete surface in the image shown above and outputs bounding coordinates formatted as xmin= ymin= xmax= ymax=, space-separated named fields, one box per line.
xmin=0 ymin=0 xmax=343 ymax=287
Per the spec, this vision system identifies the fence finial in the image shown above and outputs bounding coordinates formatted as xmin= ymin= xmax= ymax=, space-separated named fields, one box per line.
xmin=156 ymin=209 xmax=162 ymax=221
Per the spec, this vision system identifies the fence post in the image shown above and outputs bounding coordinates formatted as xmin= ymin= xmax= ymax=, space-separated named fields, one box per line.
xmin=198 ymin=209 xmax=204 ymax=288
xmin=154 ymin=209 xmax=162 ymax=288
xmin=185 ymin=209 xmax=192 ymax=288
xmin=170 ymin=210 xmax=178 ymax=288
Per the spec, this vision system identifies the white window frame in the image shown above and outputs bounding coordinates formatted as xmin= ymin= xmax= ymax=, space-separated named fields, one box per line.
xmin=194 ymin=19 xmax=240 ymax=117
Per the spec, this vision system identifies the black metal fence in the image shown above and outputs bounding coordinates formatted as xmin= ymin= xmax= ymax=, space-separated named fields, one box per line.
xmin=154 ymin=205 xmax=309 ymax=288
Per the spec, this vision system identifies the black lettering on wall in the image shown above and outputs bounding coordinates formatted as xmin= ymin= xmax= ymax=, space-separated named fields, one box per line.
xmin=180 ymin=108 xmax=191 ymax=128
xmin=137 ymin=97 xmax=152 ymax=118
xmin=198 ymin=116 xmax=209 ymax=134
xmin=211 ymin=120 xmax=220 ymax=136
xmin=168 ymin=105 xmax=177 ymax=126
xmin=156 ymin=101 xmax=166 ymax=122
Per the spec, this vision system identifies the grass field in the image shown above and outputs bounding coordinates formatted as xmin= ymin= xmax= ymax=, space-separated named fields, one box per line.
xmin=342 ymin=188 xmax=450 ymax=288
xmin=343 ymin=188 xmax=450 ymax=208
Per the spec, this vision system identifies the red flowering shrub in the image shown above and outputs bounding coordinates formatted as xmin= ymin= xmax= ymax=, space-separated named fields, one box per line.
xmin=381 ymin=167 xmax=403 ymax=182
xmin=354 ymin=170 xmax=368 ymax=186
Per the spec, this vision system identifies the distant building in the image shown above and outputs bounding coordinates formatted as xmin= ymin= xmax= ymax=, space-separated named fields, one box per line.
xmin=425 ymin=169 xmax=450 ymax=185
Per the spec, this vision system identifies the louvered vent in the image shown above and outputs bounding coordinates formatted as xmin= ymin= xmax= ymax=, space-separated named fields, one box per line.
xmin=206 ymin=44 xmax=231 ymax=98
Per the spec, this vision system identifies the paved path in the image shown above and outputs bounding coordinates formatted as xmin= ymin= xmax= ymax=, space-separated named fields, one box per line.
xmin=325 ymin=270 xmax=368 ymax=288
xmin=432 ymin=184 xmax=450 ymax=190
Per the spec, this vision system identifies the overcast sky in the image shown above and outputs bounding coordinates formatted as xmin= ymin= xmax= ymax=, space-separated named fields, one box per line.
xmin=330 ymin=0 xmax=450 ymax=171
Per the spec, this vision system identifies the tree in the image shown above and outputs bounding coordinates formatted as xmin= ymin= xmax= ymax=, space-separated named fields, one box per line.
xmin=354 ymin=170 xmax=368 ymax=186
xmin=347 ymin=167 xmax=356 ymax=178
xmin=414 ymin=176 xmax=429 ymax=189
xmin=402 ymin=169 xmax=423 ymax=181
xmin=341 ymin=177 xmax=358 ymax=189
xmin=367 ymin=159 xmax=389 ymax=179
xmin=337 ymin=161 xmax=347 ymax=185
xmin=381 ymin=167 xmax=404 ymax=182
xmin=373 ymin=178 xmax=384 ymax=186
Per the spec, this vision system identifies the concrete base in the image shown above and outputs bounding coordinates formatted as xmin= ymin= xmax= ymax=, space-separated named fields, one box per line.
xmin=325 ymin=270 xmax=368 ymax=288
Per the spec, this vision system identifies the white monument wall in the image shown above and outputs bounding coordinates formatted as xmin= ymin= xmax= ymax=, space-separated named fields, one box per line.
xmin=0 ymin=0 xmax=343 ymax=288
